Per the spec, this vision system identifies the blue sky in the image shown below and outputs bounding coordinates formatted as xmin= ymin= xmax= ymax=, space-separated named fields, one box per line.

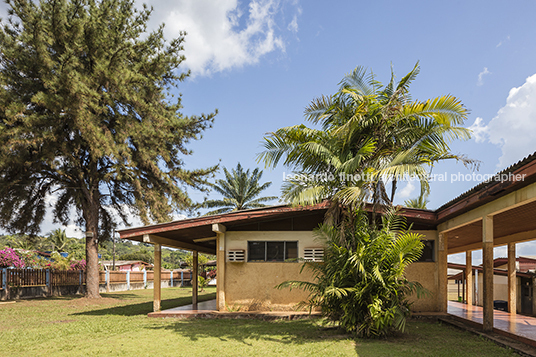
xmin=2 ymin=0 xmax=536 ymax=263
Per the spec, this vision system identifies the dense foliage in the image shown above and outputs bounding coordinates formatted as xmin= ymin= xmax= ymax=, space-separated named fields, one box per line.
xmin=259 ymin=63 xmax=474 ymax=211
xmin=279 ymin=210 xmax=427 ymax=337
xmin=0 ymin=0 xmax=216 ymax=297
xmin=0 ymin=246 xmax=85 ymax=270
xmin=0 ymin=247 xmax=26 ymax=268
xmin=0 ymin=234 xmax=192 ymax=269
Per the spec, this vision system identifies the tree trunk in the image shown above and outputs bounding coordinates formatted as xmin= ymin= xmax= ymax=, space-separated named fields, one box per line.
xmin=390 ymin=179 xmax=397 ymax=204
xmin=85 ymin=200 xmax=101 ymax=299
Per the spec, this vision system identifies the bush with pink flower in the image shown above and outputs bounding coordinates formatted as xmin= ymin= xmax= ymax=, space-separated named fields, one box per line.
xmin=70 ymin=259 xmax=86 ymax=271
xmin=0 ymin=247 xmax=26 ymax=268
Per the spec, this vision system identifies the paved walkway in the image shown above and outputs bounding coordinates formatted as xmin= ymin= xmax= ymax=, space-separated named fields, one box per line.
xmin=148 ymin=299 xmax=217 ymax=318
xmin=448 ymin=301 xmax=536 ymax=347
xmin=148 ymin=299 xmax=320 ymax=320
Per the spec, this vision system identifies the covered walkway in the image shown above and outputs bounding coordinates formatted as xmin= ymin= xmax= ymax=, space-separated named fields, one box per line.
xmin=147 ymin=299 xmax=321 ymax=319
xmin=148 ymin=299 xmax=217 ymax=318
xmin=448 ymin=301 xmax=536 ymax=348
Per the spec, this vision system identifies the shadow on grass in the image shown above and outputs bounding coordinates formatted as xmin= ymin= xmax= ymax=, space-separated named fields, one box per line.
xmin=73 ymin=292 xmax=216 ymax=316
xmin=99 ymin=292 xmax=144 ymax=300
xmin=17 ymin=295 xmax=81 ymax=302
xmin=144 ymin=318 xmax=335 ymax=346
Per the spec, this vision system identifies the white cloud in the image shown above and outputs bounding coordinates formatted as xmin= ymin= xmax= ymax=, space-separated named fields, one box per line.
xmin=468 ymin=117 xmax=488 ymax=143
xmin=398 ymin=181 xmax=416 ymax=199
xmin=0 ymin=1 xmax=300 ymax=77
xmin=477 ymin=67 xmax=491 ymax=86
xmin=287 ymin=2 xmax=301 ymax=34
xmin=496 ymin=35 xmax=510 ymax=48
xmin=469 ymin=73 xmax=536 ymax=168
xmin=142 ymin=0 xmax=300 ymax=76
xmin=288 ymin=15 xmax=298 ymax=33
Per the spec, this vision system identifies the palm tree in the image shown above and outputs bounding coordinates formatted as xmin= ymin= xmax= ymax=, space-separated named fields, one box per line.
xmin=404 ymin=194 xmax=430 ymax=209
xmin=277 ymin=209 xmax=427 ymax=337
xmin=48 ymin=228 xmax=68 ymax=252
xmin=259 ymin=63 xmax=475 ymax=212
xmin=199 ymin=163 xmax=278 ymax=215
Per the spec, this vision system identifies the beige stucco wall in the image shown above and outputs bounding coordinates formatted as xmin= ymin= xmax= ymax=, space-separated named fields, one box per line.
xmin=474 ymin=275 xmax=521 ymax=313
xmin=222 ymin=229 xmax=440 ymax=312
xmin=404 ymin=230 xmax=439 ymax=312
xmin=223 ymin=231 xmax=319 ymax=311
xmin=493 ymin=275 xmax=508 ymax=301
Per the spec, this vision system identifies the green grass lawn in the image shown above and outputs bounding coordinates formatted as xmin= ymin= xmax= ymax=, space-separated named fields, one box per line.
xmin=0 ymin=287 xmax=517 ymax=356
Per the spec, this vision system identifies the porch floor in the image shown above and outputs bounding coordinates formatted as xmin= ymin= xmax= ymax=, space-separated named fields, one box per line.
xmin=148 ymin=299 xmax=217 ymax=318
xmin=448 ymin=300 xmax=536 ymax=348
xmin=148 ymin=299 xmax=321 ymax=320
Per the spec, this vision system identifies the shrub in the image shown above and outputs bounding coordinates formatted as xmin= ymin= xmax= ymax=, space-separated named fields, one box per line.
xmin=0 ymin=247 xmax=25 ymax=268
xmin=70 ymin=260 xmax=86 ymax=271
xmin=206 ymin=269 xmax=217 ymax=280
xmin=278 ymin=209 xmax=428 ymax=337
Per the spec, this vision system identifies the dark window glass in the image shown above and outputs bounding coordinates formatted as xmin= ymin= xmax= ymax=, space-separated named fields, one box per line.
xmin=247 ymin=241 xmax=298 ymax=262
xmin=267 ymin=242 xmax=285 ymax=261
xmin=417 ymin=240 xmax=435 ymax=262
xmin=285 ymin=242 xmax=298 ymax=260
xmin=248 ymin=241 xmax=266 ymax=261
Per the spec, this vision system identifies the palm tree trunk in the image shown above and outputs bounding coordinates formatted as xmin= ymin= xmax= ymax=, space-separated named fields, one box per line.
xmin=390 ymin=179 xmax=397 ymax=204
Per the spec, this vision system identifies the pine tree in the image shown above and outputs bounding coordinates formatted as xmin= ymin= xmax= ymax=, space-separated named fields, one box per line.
xmin=0 ymin=0 xmax=217 ymax=298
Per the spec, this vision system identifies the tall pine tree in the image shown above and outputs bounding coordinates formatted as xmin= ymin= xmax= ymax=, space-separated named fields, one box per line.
xmin=0 ymin=0 xmax=217 ymax=298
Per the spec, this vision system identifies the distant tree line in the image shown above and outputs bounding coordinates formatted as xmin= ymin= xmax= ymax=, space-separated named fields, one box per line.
xmin=0 ymin=233 xmax=208 ymax=270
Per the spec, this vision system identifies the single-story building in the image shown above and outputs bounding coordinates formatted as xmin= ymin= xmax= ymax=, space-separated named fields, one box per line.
xmin=118 ymin=151 xmax=536 ymax=332
xmin=100 ymin=260 xmax=152 ymax=271
xmin=448 ymin=256 xmax=536 ymax=315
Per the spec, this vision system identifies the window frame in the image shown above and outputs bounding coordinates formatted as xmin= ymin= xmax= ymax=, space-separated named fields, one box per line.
xmin=417 ymin=239 xmax=435 ymax=262
xmin=247 ymin=241 xmax=299 ymax=262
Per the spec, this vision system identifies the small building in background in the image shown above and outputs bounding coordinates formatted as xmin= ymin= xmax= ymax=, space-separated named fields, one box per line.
xmin=100 ymin=260 xmax=152 ymax=271
xmin=448 ymin=257 xmax=536 ymax=315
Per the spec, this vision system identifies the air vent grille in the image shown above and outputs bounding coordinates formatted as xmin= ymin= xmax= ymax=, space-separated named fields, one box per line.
xmin=227 ymin=249 xmax=245 ymax=262
xmin=304 ymin=248 xmax=324 ymax=262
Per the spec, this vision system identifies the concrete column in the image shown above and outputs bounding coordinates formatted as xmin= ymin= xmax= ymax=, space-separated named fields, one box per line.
xmin=466 ymin=250 xmax=473 ymax=306
xmin=532 ymin=276 xmax=536 ymax=316
xmin=462 ymin=271 xmax=465 ymax=303
xmin=482 ymin=215 xmax=494 ymax=332
xmin=216 ymin=233 xmax=226 ymax=311
xmin=438 ymin=233 xmax=448 ymax=312
xmin=213 ymin=223 xmax=226 ymax=312
xmin=192 ymin=251 xmax=198 ymax=307
xmin=475 ymin=269 xmax=479 ymax=305
xmin=508 ymin=242 xmax=516 ymax=314
xmin=153 ymin=244 xmax=161 ymax=312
